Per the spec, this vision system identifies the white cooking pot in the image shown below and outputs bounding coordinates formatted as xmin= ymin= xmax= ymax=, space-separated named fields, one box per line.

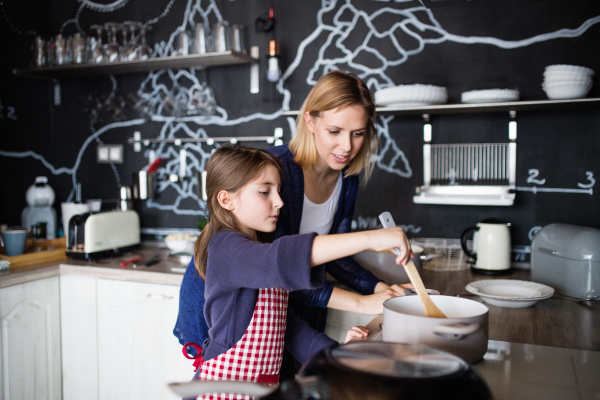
xmin=382 ymin=295 xmax=489 ymax=363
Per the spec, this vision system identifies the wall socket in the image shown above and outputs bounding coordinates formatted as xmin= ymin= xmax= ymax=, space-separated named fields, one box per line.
xmin=97 ymin=145 xmax=123 ymax=164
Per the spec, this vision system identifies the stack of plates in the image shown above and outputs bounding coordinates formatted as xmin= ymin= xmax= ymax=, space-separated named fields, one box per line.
xmin=542 ymin=64 xmax=594 ymax=99
xmin=374 ymin=84 xmax=448 ymax=107
xmin=465 ymin=279 xmax=554 ymax=308
xmin=461 ymin=89 xmax=519 ymax=104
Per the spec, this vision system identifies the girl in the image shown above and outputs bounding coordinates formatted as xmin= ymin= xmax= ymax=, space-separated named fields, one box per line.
xmin=193 ymin=145 xmax=411 ymax=397
xmin=175 ymin=72 xmax=411 ymax=369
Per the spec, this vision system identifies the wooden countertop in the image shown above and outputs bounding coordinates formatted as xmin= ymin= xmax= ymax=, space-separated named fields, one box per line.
xmin=0 ymin=243 xmax=187 ymax=288
xmin=356 ymin=268 xmax=600 ymax=351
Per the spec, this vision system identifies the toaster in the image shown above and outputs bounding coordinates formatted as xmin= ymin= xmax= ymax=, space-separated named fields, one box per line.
xmin=531 ymin=223 xmax=600 ymax=299
xmin=66 ymin=210 xmax=141 ymax=260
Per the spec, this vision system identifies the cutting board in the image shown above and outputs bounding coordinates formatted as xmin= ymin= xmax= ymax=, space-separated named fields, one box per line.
xmin=0 ymin=237 xmax=67 ymax=269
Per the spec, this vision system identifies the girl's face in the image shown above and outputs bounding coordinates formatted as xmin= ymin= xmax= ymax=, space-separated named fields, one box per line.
xmin=227 ymin=165 xmax=283 ymax=237
xmin=305 ymin=104 xmax=368 ymax=173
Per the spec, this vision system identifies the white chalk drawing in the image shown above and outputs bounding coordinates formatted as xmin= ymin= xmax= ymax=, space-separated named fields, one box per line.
xmin=352 ymin=215 xmax=421 ymax=233
xmin=517 ymin=171 xmax=595 ymax=195
xmin=578 ymin=171 xmax=596 ymax=188
xmin=526 ymin=169 xmax=546 ymax=185
xmin=0 ymin=98 xmax=17 ymax=120
xmin=1 ymin=0 xmax=599 ymax=217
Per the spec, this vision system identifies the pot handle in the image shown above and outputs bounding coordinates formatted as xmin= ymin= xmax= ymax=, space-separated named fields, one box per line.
xmin=432 ymin=323 xmax=480 ymax=340
xmin=460 ymin=226 xmax=478 ymax=261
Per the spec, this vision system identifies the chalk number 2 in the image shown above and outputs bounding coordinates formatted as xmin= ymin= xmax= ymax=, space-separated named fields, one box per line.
xmin=527 ymin=169 xmax=546 ymax=185
xmin=578 ymin=172 xmax=596 ymax=189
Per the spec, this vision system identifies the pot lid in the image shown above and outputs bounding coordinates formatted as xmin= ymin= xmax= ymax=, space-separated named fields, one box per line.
xmin=328 ymin=342 xmax=467 ymax=379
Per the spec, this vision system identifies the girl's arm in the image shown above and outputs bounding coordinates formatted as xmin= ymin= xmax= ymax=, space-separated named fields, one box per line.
xmin=326 ymin=285 xmax=410 ymax=315
xmin=311 ymin=227 xmax=412 ymax=267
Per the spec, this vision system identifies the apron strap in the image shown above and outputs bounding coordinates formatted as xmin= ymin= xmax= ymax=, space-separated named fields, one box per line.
xmin=182 ymin=342 xmax=205 ymax=372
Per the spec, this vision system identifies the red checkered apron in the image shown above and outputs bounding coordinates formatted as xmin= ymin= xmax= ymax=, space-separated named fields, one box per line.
xmin=197 ymin=287 xmax=289 ymax=400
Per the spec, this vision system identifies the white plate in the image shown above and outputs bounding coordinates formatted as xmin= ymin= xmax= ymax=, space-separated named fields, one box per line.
xmin=461 ymin=89 xmax=519 ymax=104
xmin=465 ymin=279 xmax=554 ymax=308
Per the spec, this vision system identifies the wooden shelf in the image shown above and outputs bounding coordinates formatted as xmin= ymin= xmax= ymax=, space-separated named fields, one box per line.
xmin=13 ymin=51 xmax=253 ymax=79
xmin=281 ymin=97 xmax=600 ymax=116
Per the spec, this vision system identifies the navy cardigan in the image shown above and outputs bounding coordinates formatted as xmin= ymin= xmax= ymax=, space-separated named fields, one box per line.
xmin=173 ymin=144 xmax=382 ymax=354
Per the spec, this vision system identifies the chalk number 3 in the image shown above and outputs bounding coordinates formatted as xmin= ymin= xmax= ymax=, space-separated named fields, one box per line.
xmin=578 ymin=172 xmax=596 ymax=189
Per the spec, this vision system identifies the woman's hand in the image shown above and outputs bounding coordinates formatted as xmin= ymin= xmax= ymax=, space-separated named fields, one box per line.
xmin=374 ymin=282 xmax=413 ymax=294
xmin=355 ymin=283 xmax=411 ymax=315
xmin=344 ymin=326 xmax=369 ymax=344
xmin=368 ymin=228 xmax=413 ymax=265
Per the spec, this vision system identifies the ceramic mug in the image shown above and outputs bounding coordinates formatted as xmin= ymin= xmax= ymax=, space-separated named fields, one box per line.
xmin=2 ymin=229 xmax=28 ymax=256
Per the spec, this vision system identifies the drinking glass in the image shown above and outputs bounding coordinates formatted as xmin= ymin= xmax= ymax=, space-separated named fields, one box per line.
xmin=104 ymin=22 xmax=122 ymax=62
xmin=122 ymin=21 xmax=141 ymax=61
xmin=73 ymin=33 xmax=87 ymax=64
xmin=89 ymin=25 xmax=106 ymax=63
xmin=119 ymin=23 xmax=129 ymax=61
xmin=138 ymin=24 xmax=153 ymax=60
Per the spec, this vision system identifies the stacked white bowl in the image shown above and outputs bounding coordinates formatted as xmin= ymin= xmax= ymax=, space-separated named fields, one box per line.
xmin=542 ymin=65 xmax=594 ymax=99
xmin=374 ymin=84 xmax=448 ymax=107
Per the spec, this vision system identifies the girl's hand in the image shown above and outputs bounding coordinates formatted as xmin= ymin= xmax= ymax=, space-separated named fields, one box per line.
xmin=356 ymin=283 xmax=412 ymax=315
xmin=344 ymin=326 xmax=369 ymax=344
xmin=368 ymin=228 xmax=413 ymax=265
xmin=374 ymin=282 xmax=413 ymax=294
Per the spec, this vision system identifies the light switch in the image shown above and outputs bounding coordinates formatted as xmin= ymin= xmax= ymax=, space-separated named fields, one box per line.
xmin=109 ymin=145 xmax=123 ymax=163
xmin=97 ymin=146 xmax=109 ymax=162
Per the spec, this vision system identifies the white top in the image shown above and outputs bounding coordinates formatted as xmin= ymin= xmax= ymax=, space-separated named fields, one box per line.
xmin=299 ymin=173 xmax=342 ymax=236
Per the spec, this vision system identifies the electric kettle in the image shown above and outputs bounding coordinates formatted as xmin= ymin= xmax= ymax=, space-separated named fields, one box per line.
xmin=461 ymin=219 xmax=512 ymax=275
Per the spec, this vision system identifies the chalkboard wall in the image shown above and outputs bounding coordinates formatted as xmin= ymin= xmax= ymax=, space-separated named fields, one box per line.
xmin=1 ymin=0 xmax=599 ymax=254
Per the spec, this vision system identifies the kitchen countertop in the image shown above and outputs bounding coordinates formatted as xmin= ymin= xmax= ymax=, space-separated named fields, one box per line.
xmin=0 ymin=243 xmax=188 ymax=289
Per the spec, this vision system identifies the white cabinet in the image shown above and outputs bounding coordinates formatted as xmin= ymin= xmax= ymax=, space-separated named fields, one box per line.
xmin=67 ymin=278 xmax=189 ymax=400
xmin=0 ymin=276 xmax=62 ymax=400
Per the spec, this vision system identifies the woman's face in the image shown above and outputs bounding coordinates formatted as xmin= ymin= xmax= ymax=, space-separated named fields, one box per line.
xmin=305 ymin=104 xmax=368 ymax=172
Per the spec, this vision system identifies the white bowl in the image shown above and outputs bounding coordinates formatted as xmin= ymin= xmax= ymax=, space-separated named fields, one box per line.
xmin=544 ymin=64 xmax=594 ymax=77
xmin=164 ymin=234 xmax=197 ymax=254
xmin=542 ymin=80 xmax=593 ymax=99
xmin=465 ymin=279 xmax=554 ymax=308
xmin=375 ymin=84 xmax=448 ymax=106
xmin=543 ymin=77 xmax=593 ymax=87
xmin=544 ymin=71 xmax=594 ymax=82
xmin=461 ymin=89 xmax=519 ymax=104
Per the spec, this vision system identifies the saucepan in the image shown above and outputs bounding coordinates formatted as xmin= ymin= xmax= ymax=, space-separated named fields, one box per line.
xmin=353 ymin=244 xmax=443 ymax=286
xmin=168 ymin=342 xmax=492 ymax=400
xmin=383 ymin=295 xmax=489 ymax=363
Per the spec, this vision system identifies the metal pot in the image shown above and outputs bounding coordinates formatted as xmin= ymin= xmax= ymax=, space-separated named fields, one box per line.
xmin=383 ymin=295 xmax=489 ymax=363
xmin=353 ymin=244 xmax=442 ymax=286
xmin=169 ymin=342 xmax=492 ymax=400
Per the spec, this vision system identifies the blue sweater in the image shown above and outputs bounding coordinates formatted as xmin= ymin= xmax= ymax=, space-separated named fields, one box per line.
xmin=201 ymin=231 xmax=336 ymax=362
xmin=173 ymin=144 xmax=382 ymax=355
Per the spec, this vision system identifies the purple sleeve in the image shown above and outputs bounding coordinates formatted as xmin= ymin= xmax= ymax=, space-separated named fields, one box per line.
xmin=284 ymin=306 xmax=338 ymax=364
xmin=208 ymin=231 xmax=324 ymax=292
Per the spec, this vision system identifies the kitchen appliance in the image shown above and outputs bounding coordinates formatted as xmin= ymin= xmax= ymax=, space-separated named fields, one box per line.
xmin=531 ymin=223 xmax=600 ymax=300
xmin=61 ymin=202 xmax=90 ymax=245
xmin=383 ymin=295 xmax=489 ymax=363
xmin=461 ymin=218 xmax=512 ymax=275
xmin=66 ymin=210 xmax=140 ymax=259
xmin=169 ymin=342 xmax=492 ymax=400
xmin=21 ymin=176 xmax=57 ymax=239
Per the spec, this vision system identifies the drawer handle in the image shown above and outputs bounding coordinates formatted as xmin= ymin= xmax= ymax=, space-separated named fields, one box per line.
xmin=146 ymin=293 xmax=174 ymax=300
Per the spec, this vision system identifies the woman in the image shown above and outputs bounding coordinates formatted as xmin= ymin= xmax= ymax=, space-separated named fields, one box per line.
xmin=174 ymin=70 xmax=411 ymax=372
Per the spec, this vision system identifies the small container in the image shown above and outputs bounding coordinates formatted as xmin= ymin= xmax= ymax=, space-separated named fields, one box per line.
xmin=231 ymin=24 xmax=245 ymax=53
xmin=194 ymin=23 xmax=209 ymax=54
xmin=33 ymin=36 xmax=46 ymax=67
xmin=177 ymin=29 xmax=192 ymax=56
xmin=212 ymin=21 xmax=230 ymax=52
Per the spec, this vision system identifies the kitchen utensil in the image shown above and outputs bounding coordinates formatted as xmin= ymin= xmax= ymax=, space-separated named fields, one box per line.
xmin=177 ymin=28 xmax=192 ymax=56
xmin=461 ymin=218 xmax=512 ymax=275
xmin=402 ymin=288 xmax=440 ymax=296
xmin=379 ymin=212 xmax=446 ymax=318
xmin=194 ymin=23 xmax=210 ymax=54
xmin=212 ymin=21 xmax=231 ymax=52
xmin=132 ymin=171 xmax=155 ymax=200
xmin=120 ymin=185 xmax=132 ymax=211
xmin=465 ymin=279 xmax=554 ymax=308
xmin=119 ymin=256 xmax=142 ymax=268
xmin=461 ymin=88 xmax=519 ymax=103
xmin=531 ymin=223 xmax=600 ymax=300
xmin=374 ymin=84 xmax=448 ymax=106
xmin=1 ymin=229 xmax=27 ymax=256
xmin=146 ymin=157 xmax=162 ymax=173
xmin=383 ymin=296 xmax=489 ymax=363
xmin=231 ymin=24 xmax=245 ymax=53
xmin=169 ymin=342 xmax=492 ymax=399
xmin=353 ymin=244 xmax=442 ymax=286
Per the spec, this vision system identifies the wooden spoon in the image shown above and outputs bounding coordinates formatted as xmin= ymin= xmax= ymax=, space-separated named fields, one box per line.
xmin=379 ymin=212 xmax=447 ymax=318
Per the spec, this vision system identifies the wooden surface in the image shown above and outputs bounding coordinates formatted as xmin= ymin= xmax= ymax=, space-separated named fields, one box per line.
xmin=422 ymin=268 xmax=600 ymax=351
xmin=0 ymin=237 xmax=67 ymax=268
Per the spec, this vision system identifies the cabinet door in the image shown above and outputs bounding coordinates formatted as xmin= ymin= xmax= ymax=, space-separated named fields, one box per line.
xmin=60 ymin=274 xmax=99 ymax=400
xmin=0 ymin=276 xmax=62 ymax=400
xmin=97 ymin=279 xmax=191 ymax=400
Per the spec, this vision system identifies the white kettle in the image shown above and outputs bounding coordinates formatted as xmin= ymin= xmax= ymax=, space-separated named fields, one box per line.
xmin=461 ymin=219 xmax=512 ymax=275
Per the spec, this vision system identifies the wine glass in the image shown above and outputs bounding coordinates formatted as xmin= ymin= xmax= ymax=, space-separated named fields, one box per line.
xmin=89 ymin=25 xmax=106 ymax=63
xmin=119 ymin=23 xmax=130 ymax=61
xmin=122 ymin=21 xmax=142 ymax=61
xmin=138 ymin=24 xmax=153 ymax=60
xmin=104 ymin=22 xmax=122 ymax=62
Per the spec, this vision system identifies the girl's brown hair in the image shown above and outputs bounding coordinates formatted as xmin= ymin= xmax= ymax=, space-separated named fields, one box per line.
xmin=193 ymin=145 xmax=284 ymax=278
xmin=289 ymin=70 xmax=378 ymax=182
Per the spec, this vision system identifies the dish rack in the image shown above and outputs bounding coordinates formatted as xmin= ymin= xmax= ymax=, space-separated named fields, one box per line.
xmin=412 ymin=238 xmax=473 ymax=272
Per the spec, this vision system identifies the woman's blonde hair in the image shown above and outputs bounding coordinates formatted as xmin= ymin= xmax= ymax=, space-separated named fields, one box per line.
xmin=193 ymin=145 xmax=284 ymax=278
xmin=289 ymin=70 xmax=378 ymax=182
